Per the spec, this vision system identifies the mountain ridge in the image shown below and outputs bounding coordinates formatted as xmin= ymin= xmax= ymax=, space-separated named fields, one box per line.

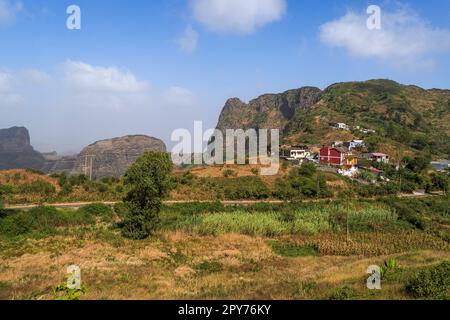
xmin=215 ymin=79 xmax=450 ymax=158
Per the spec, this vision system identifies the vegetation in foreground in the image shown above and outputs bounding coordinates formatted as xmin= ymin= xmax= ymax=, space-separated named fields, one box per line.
xmin=0 ymin=152 xmax=448 ymax=300
xmin=0 ymin=196 xmax=448 ymax=300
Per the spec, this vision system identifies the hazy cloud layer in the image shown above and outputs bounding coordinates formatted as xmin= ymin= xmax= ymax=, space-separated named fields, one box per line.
xmin=191 ymin=0 xmax=287 ymax=34
xmin=0 ymin=70 xmax=22 ymax=105
xmin=177 ymin=25 xmax=199 ymax=53
xmin=0 ymin=62 xmax=202 ymax=152
xmin=319 ymin=7 xmax=450 ymax=68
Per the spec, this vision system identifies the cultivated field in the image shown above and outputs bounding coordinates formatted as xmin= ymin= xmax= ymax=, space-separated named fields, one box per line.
xmin=0 ymin=199 xmax=448 ymax=300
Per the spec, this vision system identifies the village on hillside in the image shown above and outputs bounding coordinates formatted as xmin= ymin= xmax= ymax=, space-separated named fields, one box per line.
xmin=280 ymin=121 xmax=449 ymax=187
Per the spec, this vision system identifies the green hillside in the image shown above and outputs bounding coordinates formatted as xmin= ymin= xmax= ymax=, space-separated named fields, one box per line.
xmin=216 ymin=79 xmax=450 ymax=159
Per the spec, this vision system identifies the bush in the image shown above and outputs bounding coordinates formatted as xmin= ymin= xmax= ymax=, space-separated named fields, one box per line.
xmin=274 ymin=165 xmax=330 ymax=199
xmin=113 ymin=202 xmax=129 ymax=218
xmin=77 ymin=203 xmax=113 ymax=218
xmin=222 ymin=169 xmax=236 ymax=178
xmin=0 ymin=184 xmax=16 ymax=195
xmin=329 ymin=286 xmax=356 ymax=300
xmin=0 ymin=206 xmax=95 ymax=237
xmin=380 ymin=258 xmax=399 ymax=279
xmin=121 ymin=152 xmax=174 ymax=239
xmin=224 ymin=177 xmax=270 ymax=200
xmin=18 ymin=181 xmax=56 ymax=196
xmin=405 ymin=261 xmax=449 ymax=300
xmin=178 ymin=171 xmax=195 ymax=185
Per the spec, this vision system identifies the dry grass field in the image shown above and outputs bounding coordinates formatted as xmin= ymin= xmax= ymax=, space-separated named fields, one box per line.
xmin=0 ymin=230 xmax=448 ymax=300
xmin=0 ymin=199 xmax=448 ymax=300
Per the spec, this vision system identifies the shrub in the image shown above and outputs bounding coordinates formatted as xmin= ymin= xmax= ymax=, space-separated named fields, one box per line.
xmin=121 ymin=152 xmax=174 ymax=239
xmin=0 ymin=184 xmax=16 ymax=195
xmin=405 ymin=261 xmax=449 ymax=300
xmin=18 ymin=181 xmax=56 ymax=196
xmin=113 ymin=202 xmax=129 ymax=218
xmin=53 ymin=280 xmax=87 ymax=300
xmin=222 ymin=169 xmax=236 ymax=178
xmin=224 ymin=177 xmax=270 ymax=200
xmin=380 ymin=258 xmax=399 ymax=279
xmin=77 ymin=203 xmax=113 ymax=218
xmin=0 ymin=206 xmax=97 ymax=238
xmin=274 ymin=165 xmax=330 ymax=199
xmin=178 ymin=171 xmax=195 ymax=185
xmin=59 ymin=183 xmax=73 ymax=196
xmin=329 ymin=286 xmax=356 ymax=300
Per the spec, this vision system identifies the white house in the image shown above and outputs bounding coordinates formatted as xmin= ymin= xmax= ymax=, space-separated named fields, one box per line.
xmin=348 ymin=140 xmax=365 ymax=151
xmin=367 ymin=153 xmax=390 ymax=164
xmin=330 ymin=122 xmax=350 ymax=131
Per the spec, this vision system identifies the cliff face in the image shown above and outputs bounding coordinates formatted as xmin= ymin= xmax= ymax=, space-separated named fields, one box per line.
xmin=0 ymin=127 xmax=33 ymax=153
xmin=0 ymin=127 xmax=45 ymax=170
xmin=71 ymin=135 xmax=167 ymax=178
xmin=216 ymin=87 xmax=322 ymax=132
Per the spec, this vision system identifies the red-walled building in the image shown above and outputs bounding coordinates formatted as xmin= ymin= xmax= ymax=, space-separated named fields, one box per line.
xmin=319 ymin=146 xmax=358 ymax=167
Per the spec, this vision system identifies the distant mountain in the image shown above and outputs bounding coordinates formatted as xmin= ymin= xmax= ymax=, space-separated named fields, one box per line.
xmin=0 ymin=128 xmax=167 ymax=177
xmin=215 ymin=79 xmax=450 ymax=158
xmin=0 ymin=127 xmax=46 ymax=170
xmin=71 ymin=135 xmax=167 ymax=178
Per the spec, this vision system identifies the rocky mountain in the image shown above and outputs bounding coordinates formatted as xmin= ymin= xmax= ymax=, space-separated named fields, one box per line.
xmin=215 ymin=80 xmax=450 ymax=157
xmin=216 ymin=87 xmax=322 ymax=132
xmin=71 ymin=135 xmax=166 ymax=178
xmin=0 ymin=127 xmax=46 ymax=170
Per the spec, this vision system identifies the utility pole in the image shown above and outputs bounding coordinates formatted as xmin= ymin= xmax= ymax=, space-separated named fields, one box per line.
xmin=82 ymin=155 xmax=95 ymax=180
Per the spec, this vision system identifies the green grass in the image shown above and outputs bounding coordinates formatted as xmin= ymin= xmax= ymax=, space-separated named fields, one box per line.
xmin=0 ymin=204 xmax=114 ymax=239
xmin=194 ymin=261 xmax=224 ymax=274
xmin=269 ymin=241 xmax=319 ymax=257
xmin=159 ymin=202 xmax=401 ymax=237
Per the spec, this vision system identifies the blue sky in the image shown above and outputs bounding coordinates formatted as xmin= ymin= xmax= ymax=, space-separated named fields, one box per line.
xmin=1 ymin=0 xmax=450 ymax=153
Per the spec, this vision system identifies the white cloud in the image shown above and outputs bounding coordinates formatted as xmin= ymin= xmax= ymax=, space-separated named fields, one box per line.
xmin=177 ymin=25 xmax=199 ymax=53
xmin=319 ymin=7 xmax=450 ymax=67
xmin=64 ymin=60 xmax=148 ymax=93
xmin=163 ymin=86 xmax=196 ymax=108
xmin=191 ymin=0 xmax=286 ymax=35
xmin=23 ymin=69 xmax=51 ymax=85
xmin=0 ymin=70 xmax=22 ymax=105
xmin=0 ymin=0 xmax=23 ymax=25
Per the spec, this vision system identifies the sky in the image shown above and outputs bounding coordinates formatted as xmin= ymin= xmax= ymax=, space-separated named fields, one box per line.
xmin=1 ymin=0 xmax=450 ymax=153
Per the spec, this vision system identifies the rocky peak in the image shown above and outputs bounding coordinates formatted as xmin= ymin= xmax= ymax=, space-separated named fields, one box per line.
xmin=0 ymin=126 xmax=33 ymax=153
xmin=72 ymin=135 xmax=167 ymax=178
xmin=0 ymin=126 xmax=45 ymax=170
xmin=216 ymin=86 xmax=322 ymax=132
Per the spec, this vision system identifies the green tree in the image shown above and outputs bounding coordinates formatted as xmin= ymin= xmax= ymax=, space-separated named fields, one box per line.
xmin=431 ymin=173 xmax=449 ymax=194
xmin=121 ymin=152 xmax=174 ymax=239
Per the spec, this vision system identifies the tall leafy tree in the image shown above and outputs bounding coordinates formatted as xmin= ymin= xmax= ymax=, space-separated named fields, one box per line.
xmin=121 ymin=152 xmax=174 ymax=239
